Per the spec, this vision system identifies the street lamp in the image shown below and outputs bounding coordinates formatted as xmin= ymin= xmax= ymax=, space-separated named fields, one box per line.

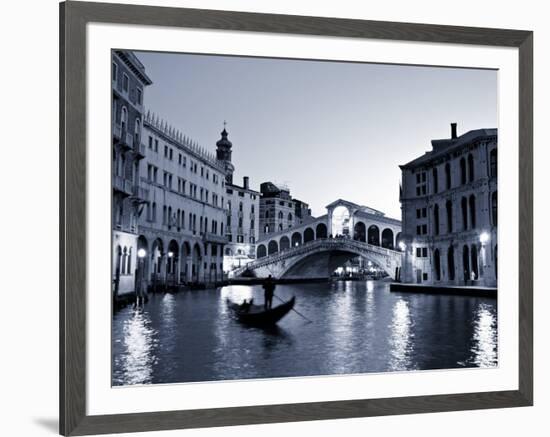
xmin=398 ymin=241 xmax=406 ymax=251
xmin=137 ymin=248 xmax=146 ymax=258
xmin=479 ymin=232 xmax=490 ymax=245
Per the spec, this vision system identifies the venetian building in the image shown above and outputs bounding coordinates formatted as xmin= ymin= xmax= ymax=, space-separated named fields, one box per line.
xmin=399 ymin=123 xmax=498 ymax=287
xmin=259 ymin=182 xmax=313 ymax=237
xmin=111 ymin=50 xmax=153 ymax=298
xmin=214 ymin=127 xmax=261 ymax=272
xmin=135 ymin=113 xmax=228 ymax=289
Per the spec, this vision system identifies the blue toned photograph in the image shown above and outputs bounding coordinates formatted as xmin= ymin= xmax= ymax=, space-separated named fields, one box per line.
xmin=111 ymin=50 xmax=498 ymax=386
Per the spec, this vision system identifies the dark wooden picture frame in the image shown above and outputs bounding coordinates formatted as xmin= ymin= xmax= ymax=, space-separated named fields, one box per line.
xmin=60 ymin=1 xmax=533 ymax=435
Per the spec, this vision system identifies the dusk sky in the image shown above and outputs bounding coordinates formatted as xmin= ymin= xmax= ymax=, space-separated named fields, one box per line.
xmin=135 ymin=51 xmax=497 ymax=219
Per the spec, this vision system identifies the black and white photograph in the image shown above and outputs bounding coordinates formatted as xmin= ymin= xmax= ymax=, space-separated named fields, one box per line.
xmin=111 ymin=49 xmax=498 ymax=386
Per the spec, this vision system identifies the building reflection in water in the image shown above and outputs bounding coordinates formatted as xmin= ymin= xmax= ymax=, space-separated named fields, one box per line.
xmin=470 ymin=302 xmax=498 ymax=367
xmin=388 ymin=298 xmax=415 ymax=371
xmin=117 ymin=309 xmax=157 ymax=385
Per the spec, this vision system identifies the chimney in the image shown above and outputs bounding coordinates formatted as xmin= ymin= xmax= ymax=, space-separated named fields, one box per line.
xmin=451 ymin=122 xmax=457 ymax=139
xmin=243 ymin=176 xmax=249 ymax=189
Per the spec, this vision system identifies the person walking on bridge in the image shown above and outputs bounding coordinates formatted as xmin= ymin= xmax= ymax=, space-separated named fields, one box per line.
xmin=263 ymin=275 xmax=275 ymax=310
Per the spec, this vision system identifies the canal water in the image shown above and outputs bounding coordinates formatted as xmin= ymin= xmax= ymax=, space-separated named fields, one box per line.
xmin=112 ymin=280 xmax=498 ymax=386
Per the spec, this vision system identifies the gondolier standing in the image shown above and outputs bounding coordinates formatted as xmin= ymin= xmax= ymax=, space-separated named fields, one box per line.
xmin=263 ymin=275 xmax=275 ymax=310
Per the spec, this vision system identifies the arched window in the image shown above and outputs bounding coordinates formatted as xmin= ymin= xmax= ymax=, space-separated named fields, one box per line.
xmin=461 ymin=197 xmax=468 ymax=230
xmin=447 ymin=246 xmax=455 ymax=281
xmin=304 ymin=228 xmax=315 ymax=243
xmin=446 ymin=200 xmax=453 ymax=233
xmin=115 ymin=245 xmax=122 ymax=275
xmin=278 ymin=223 xmax=283 ymax=231
xmin=239 ymin=202 xmax=243 ymax=212
xmin=462 ymin=245 xmax=470 ymax=282
xmin=121 ymin=106 xmax=128 ymax=131
xmin=127 ymin=247 xmax=132 ymax=275
xmin=278 ymin=211 xmax=283 ymax=220
xmin=468 ymin=153 xmax=474 ymax=182
xmin=434 ymin=204 xmax=440 ymax=235
xmin=490 ymin=149 xmax=498 ymax=178
xmin=288 ymin=212 xmax=293 ymax=221
xmin=460 ymin=158 xmax=467 ymax=185
xmin=121 ymin=247 xmax=128 ymax=275
xmin=469 ymin=195 xmax=476 ymax=229
xmin=492 ymin=191 xmax=498 ymax=226
xmin=134 ymin=118 xmax=141 ymax=144
xmin=445 ymin=163 xmax=451 ymax=190
xmin=434 ymin=249 xmax=441 ymax=281
xmin=432 ymin=167 xmax=439 ymax=194
xmin=471 ymin=245 xmax=479 ymax=279
xmin=265 ymin=210 xmax=269 ymax=219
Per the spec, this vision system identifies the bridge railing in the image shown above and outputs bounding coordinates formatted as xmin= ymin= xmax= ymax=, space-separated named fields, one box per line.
xmin=231 ymin=237 xmax=401 ymax=277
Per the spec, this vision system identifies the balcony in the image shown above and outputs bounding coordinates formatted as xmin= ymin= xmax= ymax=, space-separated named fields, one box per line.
xmin=135 ymin=140 xmax=146 ymax=158
xmin=132 ymin=185 xmax=149 ymax=200
xmin=113 ymin=123 xmax=122 ymax=141
xmin=203 ymin=232 xmax=229 ymax=244
xmin=113 ymin=175 xmax=133 ymax=196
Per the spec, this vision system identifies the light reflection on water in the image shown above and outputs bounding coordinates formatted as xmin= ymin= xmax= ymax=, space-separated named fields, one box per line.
xmin=112 ymin=281 xmax=498 ymax=385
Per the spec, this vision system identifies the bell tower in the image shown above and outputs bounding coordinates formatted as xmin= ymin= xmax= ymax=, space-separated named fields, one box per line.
xmin=216 ymin=121 xmax=235 ymax=184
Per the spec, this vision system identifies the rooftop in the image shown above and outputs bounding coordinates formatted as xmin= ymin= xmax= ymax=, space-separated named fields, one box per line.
xmin=400 ymin=127 xmax=497 ymax=170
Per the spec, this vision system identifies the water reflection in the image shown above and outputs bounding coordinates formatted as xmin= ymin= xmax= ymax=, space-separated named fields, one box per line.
xmin=113 ymin=308 xmax=157 ymax=385
xmin=469 ymin=303 xmax=498 ymax=367
xmin=112 ymin=281 xmax=498 ymax=385
xmin=388 ymin=298 xmax=415 ymax=371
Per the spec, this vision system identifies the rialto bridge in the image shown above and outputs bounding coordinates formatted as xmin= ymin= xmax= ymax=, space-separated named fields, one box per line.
xmin=231 ymin=199 xmax=403 ymax=280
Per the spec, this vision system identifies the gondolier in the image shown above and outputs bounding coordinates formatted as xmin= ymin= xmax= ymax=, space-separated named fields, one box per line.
xmin=262 ymin=275 xmax=275 ymax=310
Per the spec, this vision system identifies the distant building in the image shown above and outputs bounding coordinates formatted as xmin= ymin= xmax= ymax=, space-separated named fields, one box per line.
xmin=399 ymin=123 xmax=498 ymax=287
xmin=111 ymin=50 xmax=152 ymax=298
xmin=216 ymin=128 xmax=261 ymax=271
xmin=259 ymin=182 xmax=313 ymax=236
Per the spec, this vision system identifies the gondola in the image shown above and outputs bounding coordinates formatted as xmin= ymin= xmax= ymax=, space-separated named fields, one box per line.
xmin=227 ymin=296 xmax=296 ymax=327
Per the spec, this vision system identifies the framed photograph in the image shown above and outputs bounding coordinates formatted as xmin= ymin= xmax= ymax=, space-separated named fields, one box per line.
xmin=60 ymin=1 xmax=533 ymax=435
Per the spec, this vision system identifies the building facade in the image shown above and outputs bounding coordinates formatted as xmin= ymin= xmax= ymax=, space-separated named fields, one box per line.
xmin=223 ymin=175 xmax=260 ymax=271
xmin=111 ymin=50 xmax=152 ymax=298
xmin=135 ymin=113 xmax=229 ymax=290
xmin=259 ymin=182 xmax=313 ymax=237
xmin=399 ymin=123 xmax=498 ymax=287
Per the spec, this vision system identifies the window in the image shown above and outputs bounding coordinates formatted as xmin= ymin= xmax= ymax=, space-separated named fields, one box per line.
xmin=492 ymin=191 xmax=498 ymax=226
xmin=469 ymin=195 xmax=476 ymax=228
xmin=446 ymin=200 xmax=453 ymax=233
xmin=445 ymin=163 xmax=451 ymax=190
xmin=148 ymin=136 xmax=153 ymax=149
xmin=422 ymin=273 xmax=428 ymax=281
xmin=164 ymin=145 xmax=168 ymax=158
xmin=461 ymin=197 xmax=468 ymax=230
xmin=154 ymin=139 xmax=158 ymax=152
xmin=415 ymin=171 xmax=427 ymax=197
xmin=112 ymin=62 xmax=118 ymax=82
xmin=136 ymin=88 xmax=143 ymax=105
xmin=120 ymin=106 xmax=127 ymax=131
xmin=460 ymin=157 xmax=467 ymax=185
xmin=239 ymin=202 xmax=243 ymax=212
xmin=490 ymin=149 xmax=497 ymax=178
xmin=434 ymin=204 xmax=440 ymax=235
xmin=122 ymin=73 xmax=129 ymax=92
xmin=278 ymin=211 xmax=283 ymax=219
xmin=169 ymin=148 xmax=173 ymax=160
xmin=432 ymin=167 xmax=438 ymax=193
xmin=468 ymin=153 xmax=474 ymax=182
xmin=434 ymin=249 xmax=441 ymax=281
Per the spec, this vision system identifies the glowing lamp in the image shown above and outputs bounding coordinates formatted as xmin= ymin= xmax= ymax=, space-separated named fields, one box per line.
xmin=137 ymin=248 xmax=146 ymax=258
xmin=479 ymin=232 xmax=490 ymax=245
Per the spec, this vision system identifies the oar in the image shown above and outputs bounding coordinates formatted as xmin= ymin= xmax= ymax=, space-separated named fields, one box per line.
xmin=274 ymin=294 xmax=313 ymax=323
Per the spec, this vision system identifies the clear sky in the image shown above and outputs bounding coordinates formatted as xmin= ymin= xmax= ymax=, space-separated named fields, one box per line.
xmin=134 ymin=51 xmax=497 ymax=219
